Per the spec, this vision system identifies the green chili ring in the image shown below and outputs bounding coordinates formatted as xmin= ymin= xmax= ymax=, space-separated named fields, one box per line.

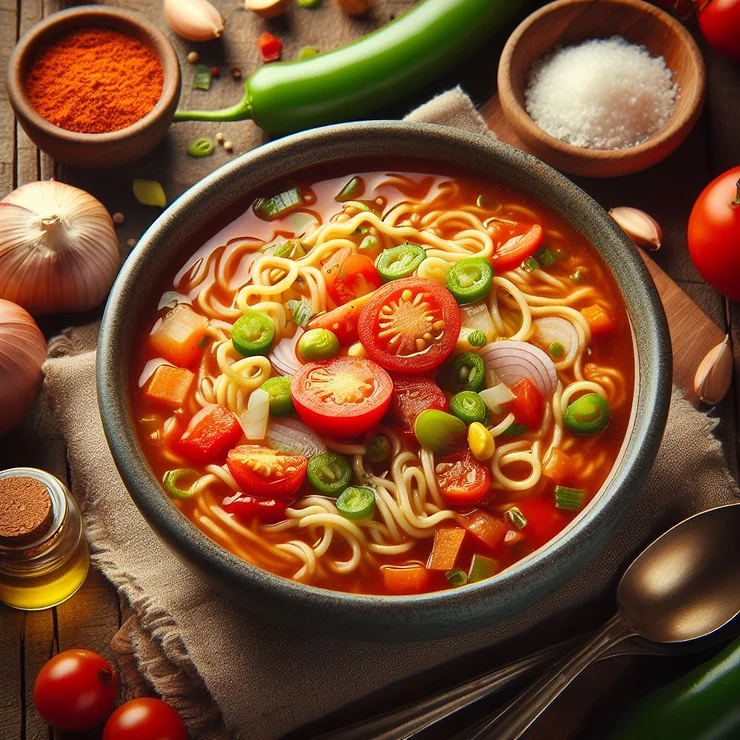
xmin=446 ymin=257 xmax=494 ymax=304
xmin=564 ymin=393 xmax=611 ymax=434
xmin=336 ymin=485 xmax=376 ymax=519
xmin=446 ymin=352 xmax=486 ymax=393
xmin=375 ymin=243 xmax=426 ymax=281
xmin=186 ymin=137 xmax=215 ymax=157
xmin=260 ymin=376 xmax=294 ymax=416
xmin=449 ymin=391 xmax=487 ymax=424
xmin=307 ymin=453 xmax=353 ymax=496
xmin=163 ymin=469 xmax=199 ymax=499
xmin=232 ymin=310 xmax=276 ymax=356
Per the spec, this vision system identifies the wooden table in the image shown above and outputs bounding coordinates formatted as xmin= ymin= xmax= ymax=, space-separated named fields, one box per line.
xmin=1 ymin=1 xmax=739 ymax=738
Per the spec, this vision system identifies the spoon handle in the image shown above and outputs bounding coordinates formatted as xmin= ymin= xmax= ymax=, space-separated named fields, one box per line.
xmin=467 ymin=613 xmax=636 ymax=740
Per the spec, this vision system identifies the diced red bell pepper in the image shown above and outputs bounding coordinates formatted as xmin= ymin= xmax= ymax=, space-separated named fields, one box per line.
xmin=456 ymin=509 xmax=508 ymax=550
xmin=221 ymin=492 xmax=294 ymax=522
xmin=176 ymin=404 xmax=242 ymax=464
xmin=510 ymin=378 xmax=545 ymax=431
xmin=516 ymin=497 xmax=569 ymax=549
xmin=258 ymin=32 xmax=283 ymax=62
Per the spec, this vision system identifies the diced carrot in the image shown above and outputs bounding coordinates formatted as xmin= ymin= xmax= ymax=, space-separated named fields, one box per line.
xmin=427 ymin=527 xmax=466 ymax=571
xmin=541 ymin=448 xmax=575 ymax=484
xmin=150 ymin=304 xmax=209 ymax=368
xmin=144 ymin=365 xmax=195 ymax=410
xmin=381 ymin=565 xmax=431 ymax=595
xmin=581 ymin=304 xmax=616 ymax=336
xmin=456 ymin=509 xmax=508 ymax=550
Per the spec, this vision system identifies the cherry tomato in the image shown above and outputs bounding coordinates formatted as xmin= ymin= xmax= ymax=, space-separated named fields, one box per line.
xmin=357 ymin=277 xmax=461 ymax=373
xmin=291 ymin=356 xmax=393 ymax=437
xmin=222 ymin=492 xmax=294 ymax=521
xmin=687 ymin=166 xmax=740 ymax=300
xmin=516 ymin=497 xmax=569 ymax=549
xmin=436 ymin=449 xmax=492 ymax=506
xmin=510 ymin=378 xmax=545 ymax=430
xmin=103 ymin=698 xmax=187 ymax=740
xmin=176 ymin=404 xmax=243 ymax=464
xmin=492 ymin=224 xmax=543 ymax=272
xmin=34 ymin=649 xmax=118 ymax=731
xmin=226 ymin=445 xmax=307 ymax=498
xmin=307 ymin=291 xmax=374 ymax=345
xmin=698 ymin=0 xmax=740 ymax=61
xmin=388 ymin=376 xmax=449 ymax=439
xmin=323 ymin=247 xmax=382 ymax=306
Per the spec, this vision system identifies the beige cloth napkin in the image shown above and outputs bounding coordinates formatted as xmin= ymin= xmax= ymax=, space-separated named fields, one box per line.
xmin=42 ymin=90 xmax=739 ymax=740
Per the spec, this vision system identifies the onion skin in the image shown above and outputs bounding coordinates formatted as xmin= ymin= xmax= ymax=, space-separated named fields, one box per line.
xmin=0 ymin=299 xmax=46 ymax=434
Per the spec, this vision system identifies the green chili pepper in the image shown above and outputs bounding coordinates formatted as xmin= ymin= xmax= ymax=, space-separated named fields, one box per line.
xmin=252 ymin=187 xmax=303 ymax=220
xmin=467 ymin=330 xmax=487 ymax=347
xmin=336 ymin=176 xmax=365 ymax=202
xmin=172 ymin=0 xmax=524 ymax=133
xmin=367 ymin=435 xmax=391 ymax=463
xmin=414 ymin=409 xmax=467 ymax=455
xmin=192 ymin=64 xmax=212 ymax=91
xmin=554 ymin=485 xmax=586 ymax=511
xmin=186 ymin=137 xmax=215 ymax=157
xmin=446 ymin=352 xmax=486 ymax=393
xmin=534 ymin=246 xmax=557 ymax=267
xmin=259 ymin=376 xmax=294 ymax=416
xmin=564 ymin=393 xmax=610 ymax=434
xmin=336 ymin=485 xmax=376 ymax=519
xmin=446 ymin=257 xmax=494 ymax=304
xmin=445 ymin=568 xmax=468 ymax=587
xmin=307 ymin=453 xmax=352 ymax=496
xmin=232 ymin=310 xmax=276 ymax=356
xmin=163 ymin=469 xmax=199 ymax=499
xmin=272 ymin=239 xmax=305 ymax=259
xmin=449 ymin=391 xmax=487 ymax=425
xmin=504 ymin=506 xmax=527 ymax=530
xmin=468 ymin=553 xmax=497 ymax=583
xmin=522 ymin=256 xmax=539 ymax=272
xmin=297 ymin=328 xmax=340 ymax=361
xmin=286 ymin=298 xmax=314 ymax=328
xmin=375 ymin=243 xmax=426 ymax=282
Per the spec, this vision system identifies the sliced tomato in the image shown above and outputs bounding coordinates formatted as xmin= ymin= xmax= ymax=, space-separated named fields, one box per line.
xmin=492 ymin=224 xmax=543 ymax=272
xmin=357 ymin=277 xmax=460 ymax=373
xmin=221 ymin=493 xmax=293 ymax=521
xmin=436 ymin=449 xmax=492 ymax=506
xmin=510 ymin=378 xmax=545 ymax=430
xmin=389 ymin=377 xmax=449 ymax=439
xmin=516 ymin=497 xmax=568 ymax=549
xmin=323 ymin=248 xmax=381 ymax=306
xmin=291 ymin=356 xmax=393 ymax=437
xmin=176 ymin=405 xmax=242 ymax=464
xmin=226 ymin=445 xmax=307 ymax=499
xmin=307 ymin=291 xmax=374 ymax=345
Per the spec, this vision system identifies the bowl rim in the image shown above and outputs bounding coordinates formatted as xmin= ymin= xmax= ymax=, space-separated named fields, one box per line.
xmin=98 ymin=120 xmax=672 ymax=640
xmin=7 ymin=5 xmax=181 ymax=143
xmin=497 ymin=0 xmax=706 ymax=163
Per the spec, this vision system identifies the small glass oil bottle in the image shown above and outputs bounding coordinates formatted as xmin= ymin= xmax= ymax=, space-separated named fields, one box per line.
xmin=0 ymin=467 xmax=89 ymax=610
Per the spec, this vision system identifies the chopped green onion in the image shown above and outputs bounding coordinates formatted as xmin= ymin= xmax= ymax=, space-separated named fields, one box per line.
xmin=297 ymin=45 xmax=320 ymax=61
xmin=468 ymin=554 xmax=497 ymax=583
xmin=502 ymin=422 xmax=529 ymax=436
xmin=367 ymin=435 xmax=391 ymax=463
xmin=522 ymin=256 xmax=539 ymax=272
xmin=564 ymin=393 xmax=610 ymax=434
xmin=534 ymin=246 xmax=557 ymax=268
xmin=133 ymin=179 xmax=167 ymax=208
xmin=449 ymin=391 xmax=487 ymax=425
xmin=186 ymin=137 xmax=215 ymax=157
xmin=358 ymin=235 xmax=379 ymax=253
xmin=555 ymin=485 xmax=586 ymax=511
xmin=570 ymin=269 xmax=585 ymax=283
xmin=375 ymin=242 xmax=426 ymax=281
xmin=232 ymin=310 xmax=275 ymax=356
xmin=549 ymin=341 xmax=565 ymax=359
xmin=297 ymin=328 xmax=340 ymax=361
xmin=467 ymin=330 xmax=487 ymax=347
xmin=446 ymin=257 xmax=494 ymax=304
xmin=259 ymin=376 xmax=294 ymax=416
xmin=163 ymin=469 xmax=199 ymax=499
xmin=252 ymin=187 xmax=303 ymax=220
xmin=445 ymin=568 xmax=468 ymax=587
xmin=504 ymin=506 xmax=528 ymax=530
xmin=335 ymin=176 xmax=365 ymax=202
xmin=286 ymin=298 xmax=314 ymax=328
xmin=198 ymin=336 xmax=209 ymax=349
xmin=307 ymin=453 xmax=352 ymax=496
xmin=273 ymin=239 xmax=305 ymax=259
xmin=192 ymin=64 xmax=212 ymax=90
xmin=336 ymin=486 xmax=375 ymax=519
xmin=446 ymin=353 xmax=486 ymax=393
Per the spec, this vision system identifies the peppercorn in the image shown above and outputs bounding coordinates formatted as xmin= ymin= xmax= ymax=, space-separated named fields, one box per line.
xmin=223 ymin=141 xmax=234 ymax=152
xmin=230 ymin=67 xmax=242 ymax=80
xmin=112 ymin=212 xmax=124 ymax=225
xmin=187 ymin=51 xmax=199 ymax=64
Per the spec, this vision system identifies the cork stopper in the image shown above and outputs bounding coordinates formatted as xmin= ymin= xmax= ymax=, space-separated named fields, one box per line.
xmin=0 ymin=476 xmax=54 ymax=546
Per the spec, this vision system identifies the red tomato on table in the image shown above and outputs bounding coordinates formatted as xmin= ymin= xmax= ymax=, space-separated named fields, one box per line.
xmin=698 ymin=0 xmax=740 ymax=61
xmin=436 ymin=449 xmax=492 ymax=506
xmin=103 ymin=698 xmax=187 ymax=740
xmin=388 ymin=376 xmax=449 ymax=438
xmin=226 ymin=445 xmax=307 ymax=498
xmin=322 ymin=247 xmax=381 ymax=306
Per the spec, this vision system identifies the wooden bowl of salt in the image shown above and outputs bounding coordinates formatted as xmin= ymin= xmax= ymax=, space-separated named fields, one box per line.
xmin=497 ymin=0 xmax=705 ymax=178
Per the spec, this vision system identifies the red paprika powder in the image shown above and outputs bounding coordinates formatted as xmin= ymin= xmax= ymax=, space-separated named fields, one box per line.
xmin=24 ymin=27 xmax=164 ymax=134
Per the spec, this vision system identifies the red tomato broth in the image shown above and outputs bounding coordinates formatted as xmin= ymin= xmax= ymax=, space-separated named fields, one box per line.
xmin=130 ymin=160 xmax=635 ymax=596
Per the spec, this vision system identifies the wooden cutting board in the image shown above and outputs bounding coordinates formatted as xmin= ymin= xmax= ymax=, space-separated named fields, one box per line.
xmin=481 ymin=96 xmax=725 ymax=403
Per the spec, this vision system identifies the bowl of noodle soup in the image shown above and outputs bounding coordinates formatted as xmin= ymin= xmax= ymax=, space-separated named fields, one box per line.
xmin=99 ymin=121 xmax=670 ymax=640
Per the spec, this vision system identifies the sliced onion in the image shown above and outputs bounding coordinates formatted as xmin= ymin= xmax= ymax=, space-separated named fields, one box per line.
xmin=269 ymin=328 xmax=304 ymax=376
xmin=459 ymin=301 xmax=495 ymax=342
xmin=479 ymin=383 xmax=516 ymax=416
xmin=532 ymin=317 xmax=578 ymax=365
xmin=480 ymin=340 xmax=557 ymax=398
xmin=266 ymin=418 xmax=327 ymax=457
xmin=239 ymin=388 xmax=270 ymax=440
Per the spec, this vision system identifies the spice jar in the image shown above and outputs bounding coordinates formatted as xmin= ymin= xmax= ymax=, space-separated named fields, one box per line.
xmin=0 ymin=468 xmax=89 ymax=610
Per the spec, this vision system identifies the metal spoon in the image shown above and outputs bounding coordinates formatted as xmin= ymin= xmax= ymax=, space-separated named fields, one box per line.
xmin=468 ymin=501 xmax=740 ymax=740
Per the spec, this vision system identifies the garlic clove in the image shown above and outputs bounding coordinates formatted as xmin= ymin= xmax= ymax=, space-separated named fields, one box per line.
xmin=164 ymin=0 xmax=224 ymax=43
xmin=694 ymin=335 xmax=733 ymax=406
xmin=609 ymin=206 xmax=662 ymax=251
xmin=244 ymin=0 xmax=292 ymax=18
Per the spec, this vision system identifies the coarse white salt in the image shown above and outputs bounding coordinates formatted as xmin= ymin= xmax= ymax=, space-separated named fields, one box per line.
xmin=524 ymin=36 xmax=679 ymax=150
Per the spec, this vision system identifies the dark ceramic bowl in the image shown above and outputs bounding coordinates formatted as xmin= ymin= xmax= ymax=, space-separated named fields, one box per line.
xmin=98 ymin=122 xmax=671 ymax=641
xmin=7 ymin=6 xmax=181 ymax=169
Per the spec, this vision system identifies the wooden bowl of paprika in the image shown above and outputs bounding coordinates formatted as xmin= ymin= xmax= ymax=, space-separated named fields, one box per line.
xmin=7 ymin=6 xmax=181 ymax=169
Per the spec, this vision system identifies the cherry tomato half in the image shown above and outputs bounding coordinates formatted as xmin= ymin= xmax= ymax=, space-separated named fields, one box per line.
xmin=436 ymin=449 xmax=492 ymax=506
xmin=34 ymin=649 xmax=118 ymax=731
xmin=291 ymin=356 xmax=393 ymax=437
xmin=698 ymin=0 xmax=740 ymax=61
xmin=492 ymin=224 xmax=543 ymax=272
xmin=103 ymin=698 xmax=187 ymax=740
xmin=389 ymin=376 xmax=449 ymax=439
xmin=226 ymin=445 xmax=308 ymax=499
xmin=323 ymin=247 xmax=382 ymax=306
xmin=687 ymin=166 xmax=740 ymax=300
xmin=357 ymin=277 xmax=460 ymax=373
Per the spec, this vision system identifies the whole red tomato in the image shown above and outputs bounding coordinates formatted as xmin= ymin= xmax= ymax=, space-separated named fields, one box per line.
xmin=33 ymin=649 xmax=118 ymax=731
xmin=687 ymin=166 xmax=740 ymax=301
xmin=103 ymin=697 xmax=187 ymax=740
xmin=698 ymin=0 xmax=740 ymax=61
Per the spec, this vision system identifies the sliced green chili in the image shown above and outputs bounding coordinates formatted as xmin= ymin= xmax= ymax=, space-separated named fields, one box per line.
xmin=446 ymin=352 xmax=486 ymax=393
xmin=549 ymin=341 xmax=565 ymax=359
xmin=446 ymin=257 xmax=494 ymax=304
xmin=273 ymin=239 xmax=305 ymax=259
xmin=307 ymin=453 xmax=352 ymax=496
xmin=336 ymin=486 xmax=375 ymax=519
xmin=335 ymin=176 xmax=365 ymax=202
xmin=367 ymin=435 xmax=391 ymax=463
xmin=449 ymin=391 xmax=487 ymax=425
xmin=522 ymin=256 xmax=539 ymax=272
xmin=232 ymin=310 xmax=275 ymax=356
xmin=467 ymin=330 xmax=487 ymax=348
xmin=414 ymin=409 xmax=467 ymax=455
xmin=502 ymin=422 xmax=529 ymax=436
xmin=375 ymin=243 xmax=426 ymax=281
xmin=564 ymin=393 xmax=610 ymax=434
xmin=468 ymin=554 xmax=497 ymax=583
xmin=259 ymin=376 xmax=294 ymax=416
xmin=555 ymin=485 xmax=586 ymax=511
xmin=192 ymin=64 xmax=212 ymax=90
xmin=504 ymin=506 xmax=527 ymax=530
xmin=358 ymin=235 xmax=379 ymax=254
xmin=186 ymin=137 xmax=215 ymax=157
xmin=297 ymin=45 xmax=320 ymax=61
xmin=297 ymin=328 xmax=340 ymax=361
xmin=252 ymin=187 xmax=303 ymax=220
xmin=163 ymin=469 xmax=199 ymax=499
xmin=534 ymin=246 xmax=557 ymax=268
xmin=445 ymin=568 xmax=468 ymax=587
